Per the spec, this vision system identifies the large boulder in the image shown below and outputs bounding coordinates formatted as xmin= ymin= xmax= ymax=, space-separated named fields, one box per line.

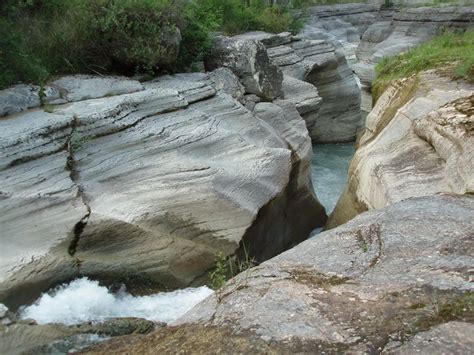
xmin=0 ymin=84 xmax=42 ymax=117
xmin=0 ymin=73 xmax=326 ymax=309
xmin=86 ymin=194 xmax=474 ymax=353
xmin=329 ymin=71 xmax=474 ymax=228
xmin=204 ymin=36 xmax=283 ymax=100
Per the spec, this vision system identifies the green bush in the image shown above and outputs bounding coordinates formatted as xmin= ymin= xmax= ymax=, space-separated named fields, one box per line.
xmin=0 ymin=0 xmax=322 ymax=88
xmin=1 ymin=0 xmax=189 ymax=87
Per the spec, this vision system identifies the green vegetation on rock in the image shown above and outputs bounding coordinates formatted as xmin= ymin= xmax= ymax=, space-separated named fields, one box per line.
xmin=373 ymin=30 xmax=474 ymax=100
xmin=0 ymin=0 xmax=322 ymax=88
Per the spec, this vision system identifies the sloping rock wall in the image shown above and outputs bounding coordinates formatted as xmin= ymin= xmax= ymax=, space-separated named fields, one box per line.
xmin=0 ymin=72 xmax=326 ymax=308
xmin=224 ymin=31 xmax=362 ymax=143
xmin=329 ymin=71 xmax=473 ymax=228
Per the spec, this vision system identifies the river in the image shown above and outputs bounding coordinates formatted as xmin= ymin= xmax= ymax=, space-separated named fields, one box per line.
xmin=311 ymin=143 xmax=355 ymax=214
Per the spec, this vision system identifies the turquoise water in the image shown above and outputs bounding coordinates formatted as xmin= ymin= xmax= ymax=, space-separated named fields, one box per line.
xmin=311 ymin=143 xmax=355 ymax=214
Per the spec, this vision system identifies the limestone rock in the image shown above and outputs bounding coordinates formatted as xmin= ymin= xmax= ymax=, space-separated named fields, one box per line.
xmin=0 ymin=73 xmax=325 ymax=308
xmin=329 ymin=71 xmax=474 ymax=228
xmin=87 ymin=194 xmax=474 ymax=353
xmin=204 ymin=36 xmax=283 ymax=100
xmin=387 ymin=322 xmax=474 ymax=354
xmin=0 ymin=85 xmax=41 ymax=117
xmin=46 ymin=75 xmax=144 ymax=104
xmin=355 ymin=6 xmax=473 ymax=115
xmin=262 ymin=32 xmax=361 ymax=142
xmin=206 ymin=68 xmax=245 ymax=99
xmin=280 ymin=75 xmax=322 ymax=132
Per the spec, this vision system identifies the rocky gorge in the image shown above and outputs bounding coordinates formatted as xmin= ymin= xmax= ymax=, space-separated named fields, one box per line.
xmin=0 ymin=2 xmax=473 ymax=354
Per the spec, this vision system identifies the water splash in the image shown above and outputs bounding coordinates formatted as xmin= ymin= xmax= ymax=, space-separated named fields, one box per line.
xmin=20 ymin=277 xmax=213 ymax=325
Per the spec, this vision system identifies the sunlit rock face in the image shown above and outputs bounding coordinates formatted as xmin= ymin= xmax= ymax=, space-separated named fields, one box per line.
xmin=0 ymin=72 xmax=326 ymax=309
xmin=329 ymin=71 xmax=474 ymax=228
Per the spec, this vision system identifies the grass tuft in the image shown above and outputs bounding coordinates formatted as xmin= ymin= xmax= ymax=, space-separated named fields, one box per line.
xmin=373 ymin=31 xmax=474 ymax=101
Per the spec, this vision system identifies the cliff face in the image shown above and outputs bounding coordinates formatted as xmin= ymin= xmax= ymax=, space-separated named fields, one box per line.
xmin=329 ymin=71 xmax=473 ymax=228
xmin=302 ymin=4 xmax=474 ymax=118
xmin=206 ymin=31 xmax=362 ymax=143
xmin=0 ymin=71 xmax=326 ymax=309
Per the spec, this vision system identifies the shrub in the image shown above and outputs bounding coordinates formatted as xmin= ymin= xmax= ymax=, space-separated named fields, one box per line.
xmin=0 ymin=0 xmax=188 ymax=87
xmin=0 ymin=0 xmax=319 ymax=88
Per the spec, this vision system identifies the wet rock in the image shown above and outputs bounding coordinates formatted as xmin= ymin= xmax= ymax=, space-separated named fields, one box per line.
xmin=70 ymin=317 xmax=159 ymax=337
xmin=0 ymin=317 xmax=159 ymax=355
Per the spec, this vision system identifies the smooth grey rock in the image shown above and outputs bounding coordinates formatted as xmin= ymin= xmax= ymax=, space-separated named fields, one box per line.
xmin=0 ymin=74 xmax=325 ymax=308
xmin=205 ymin=36 xmax=283 ymax=100
xmin=46 ymin=75 xmax=144 ymax=104
xmin=330 ymin=71 xmax=474 ymax=228
xmin=207 ymin=68 xmax=245 ymax=99
xmin=175 ymin=194 xmax=474 ymax=352
xmin=264 ymin=33 xmax=361 ymax=142
xmin=281 ymin=75 xmax=322 ymax=132
xmin=0 ymin=85 xmax=41 ymax=117
xmin=0 ymin=304 xmax=7 ymax=318
xmin=353 ymin=6 xmax=474 ymax=114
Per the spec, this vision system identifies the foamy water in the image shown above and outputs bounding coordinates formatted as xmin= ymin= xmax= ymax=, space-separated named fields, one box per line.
xmin=20 ymin=278 xmax=213 ymax=325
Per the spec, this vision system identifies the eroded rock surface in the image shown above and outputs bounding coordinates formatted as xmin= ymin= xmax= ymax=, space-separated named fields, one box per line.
xmin=0 ymin=73 xmax=325 ymax=308
xmin=204 ymin=36 xmax=283 ymax=100
xmin=85 ymin=194 xmax=474 ymax=354
xmin=230 ymin=31 xmax=361 ymax=143
xmin=302 ymin=4 xmax=473 ymax=117
xmin=329 ymin=71 xmax=473 ymax=228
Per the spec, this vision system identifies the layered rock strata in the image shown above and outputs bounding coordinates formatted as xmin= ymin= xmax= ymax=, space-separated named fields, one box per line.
xmin=215 ymin=31 xmax=362 ymax=143
xmin=329 ymin=71 xmax=473 ymax=228
xmin=0 ymin=72 xmax=325 ymax=308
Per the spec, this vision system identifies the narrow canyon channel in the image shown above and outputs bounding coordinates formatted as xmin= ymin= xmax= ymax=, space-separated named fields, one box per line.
xmin=2 ymin=2 xmax=472 ymax=353
xmin=311 ymin=143 xmax=355 ymax=214
xmin=17 ymin=144 xmax=354 ymax=331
